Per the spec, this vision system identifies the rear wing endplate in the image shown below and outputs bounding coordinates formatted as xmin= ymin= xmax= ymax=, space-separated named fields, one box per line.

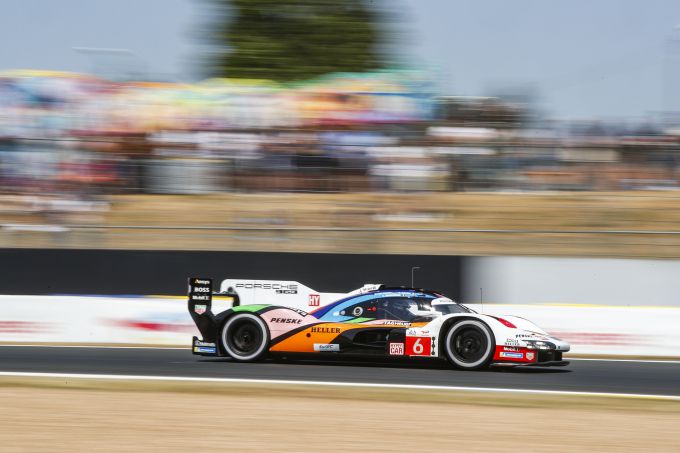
xmin=187 ymin=277 xmax=226 ymax=343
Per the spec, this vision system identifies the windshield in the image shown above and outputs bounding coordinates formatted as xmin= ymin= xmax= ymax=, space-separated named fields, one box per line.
xmin=433 ymin=303 xmax=475 ymax=315
xmin=415 ymin=297 xmax=476 ymax=315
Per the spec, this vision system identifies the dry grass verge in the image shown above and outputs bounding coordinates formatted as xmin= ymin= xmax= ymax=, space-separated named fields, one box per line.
xmin=0 ymin=376 xmax=679 ymax=452
xmin=6 ymin=191 xmax=680 ymax=257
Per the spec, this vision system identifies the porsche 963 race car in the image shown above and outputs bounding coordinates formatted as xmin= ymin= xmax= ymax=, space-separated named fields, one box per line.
xmin=188 ymin=277 xmax=570 ymax=370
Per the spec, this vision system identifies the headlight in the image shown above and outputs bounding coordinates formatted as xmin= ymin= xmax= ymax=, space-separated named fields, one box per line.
xmin=526 ymin=340 xmax=551 ymax=350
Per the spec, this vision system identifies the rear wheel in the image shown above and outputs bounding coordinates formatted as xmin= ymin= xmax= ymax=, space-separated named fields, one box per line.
xmin=221 ymin=313 xmax=269 ymax=362
xmin=444 ymin=320 xmax=495 ymax=370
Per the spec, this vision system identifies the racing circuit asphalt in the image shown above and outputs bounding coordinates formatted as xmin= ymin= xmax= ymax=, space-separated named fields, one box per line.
xmin=1 ymin=346 xmax=679 ymax=396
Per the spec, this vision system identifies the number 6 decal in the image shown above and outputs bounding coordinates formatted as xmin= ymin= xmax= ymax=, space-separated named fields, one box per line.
xmin=413 ymin=338 xmax=423 ymax=354
xmin=406 ymin=336 xmax=432 ymax=356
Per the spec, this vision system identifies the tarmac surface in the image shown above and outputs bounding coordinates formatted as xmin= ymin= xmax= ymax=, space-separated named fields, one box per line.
xmin=1 ymin=346 xmax=679 ymax=396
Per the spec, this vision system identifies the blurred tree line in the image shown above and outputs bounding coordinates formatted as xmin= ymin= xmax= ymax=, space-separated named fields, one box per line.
xmin=207 ymin=0 xmax=390 ymax=82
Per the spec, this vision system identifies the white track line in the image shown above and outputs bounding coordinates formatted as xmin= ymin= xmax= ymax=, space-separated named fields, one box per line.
xmin=569 ymin=357 xmax=680 ymax=364
xmin=2 ymin=345 xmax=680 ymax=365
xmin=0 ymin=371 xmax=679 ymax=401
xmin=2 ymin=345 xmax=680 ymax=364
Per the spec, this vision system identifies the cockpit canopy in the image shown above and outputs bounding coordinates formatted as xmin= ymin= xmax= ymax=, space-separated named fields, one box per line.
xmin=318 ymin=289 xmax=473 ymax=322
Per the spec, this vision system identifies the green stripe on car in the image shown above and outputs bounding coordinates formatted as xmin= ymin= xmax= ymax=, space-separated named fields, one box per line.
xmin=232 ymin=304 xmax=270 ymax=313
xmin=346 ymin=317 xmax=375 ymax=323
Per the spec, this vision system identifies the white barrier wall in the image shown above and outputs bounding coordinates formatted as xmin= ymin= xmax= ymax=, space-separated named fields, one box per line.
xmin=1 ymin=295 xmax=679 ymax=357
xmin=460 ymin=256 xmax=680 ymax=356
xmin=0 ymin=295 xmax=198 ymax=346
xmin=467 ymin=304 xmax=680 ymax=357
xmin=463 ymin=256 xmax=680 ymax=306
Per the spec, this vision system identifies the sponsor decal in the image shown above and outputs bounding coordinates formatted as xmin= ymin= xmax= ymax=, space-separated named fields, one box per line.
xmin=270 ymin=318 xmax=302 ymax=324
xmin=406 ymin=328 xmax=422 ymax=336
xmin=194 ymin=346 xmax=216 ymax=354
xmin=236 ymin=283 xmax=298 ymax=294
xmin=352 ymin=306 xmax=363 ymax=317
xmin=389 ymin=342 xmax=404 ymax=355
xmin=515 ymin=332 xmax=549 ymax=340
xmin=314 ymin=343 xmax=339 ymax=352
xmin=375 ymin=292 xmax=419 ymax=298
xmin=381 ymin=320 xmax=411 ymax=326
xmin=194 ymin=340 xmax=215 ymax=347
xmin=359 ymin=284 xmax=382 ymax=294
xmin=194 ymin=304 xmax=207 ymax=315
xmin=190 ymin=278 xmax=212 ymax=297
xmin=405 ymin=336 xmax=432 ymax=356
xmin=504 ymin=339 xmax=520 ymax=346
xmin=493 ymin=346 xmax=537 ymax=362
xmin=308 ymin=294 xmax=320 ymax=307
xmin=311 ymin=326 xmax=340 ymax=334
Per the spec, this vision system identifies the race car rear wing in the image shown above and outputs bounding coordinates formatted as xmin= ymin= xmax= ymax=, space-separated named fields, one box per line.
xmin=187 ymin=277 xmax=224 ymax=342
xmin=218 ymin=278 xmax=345 ymax=312
xmin=189 ymin=276 xmax=346 ymax=312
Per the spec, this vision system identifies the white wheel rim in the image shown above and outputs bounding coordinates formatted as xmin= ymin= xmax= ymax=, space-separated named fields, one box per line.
xmin=445 ymin=320 xmax=493 ymax=368
xmin=221 ymin=313 xmax=269 ymax=361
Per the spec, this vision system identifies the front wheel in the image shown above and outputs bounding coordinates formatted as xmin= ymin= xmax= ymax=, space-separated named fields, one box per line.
xmin=444 ymin=320 xmax=495 ymax=370
xmin=221 ymin=313 xmax=269 ymax=362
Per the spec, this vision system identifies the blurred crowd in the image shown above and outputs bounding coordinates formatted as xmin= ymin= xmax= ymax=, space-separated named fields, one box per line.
xmin=2 ymin=69 xmax=680 ymax=203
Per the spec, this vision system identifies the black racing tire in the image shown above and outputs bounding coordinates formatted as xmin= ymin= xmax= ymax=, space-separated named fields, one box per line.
xmin=220 ymin=313 xmax=269 ymax=362
xmin=444 ymin=319 xmax=495 ymax=370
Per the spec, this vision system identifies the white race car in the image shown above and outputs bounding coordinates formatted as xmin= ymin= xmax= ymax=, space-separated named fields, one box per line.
xmin=188 ymin=278 xmax=570 ymax=370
